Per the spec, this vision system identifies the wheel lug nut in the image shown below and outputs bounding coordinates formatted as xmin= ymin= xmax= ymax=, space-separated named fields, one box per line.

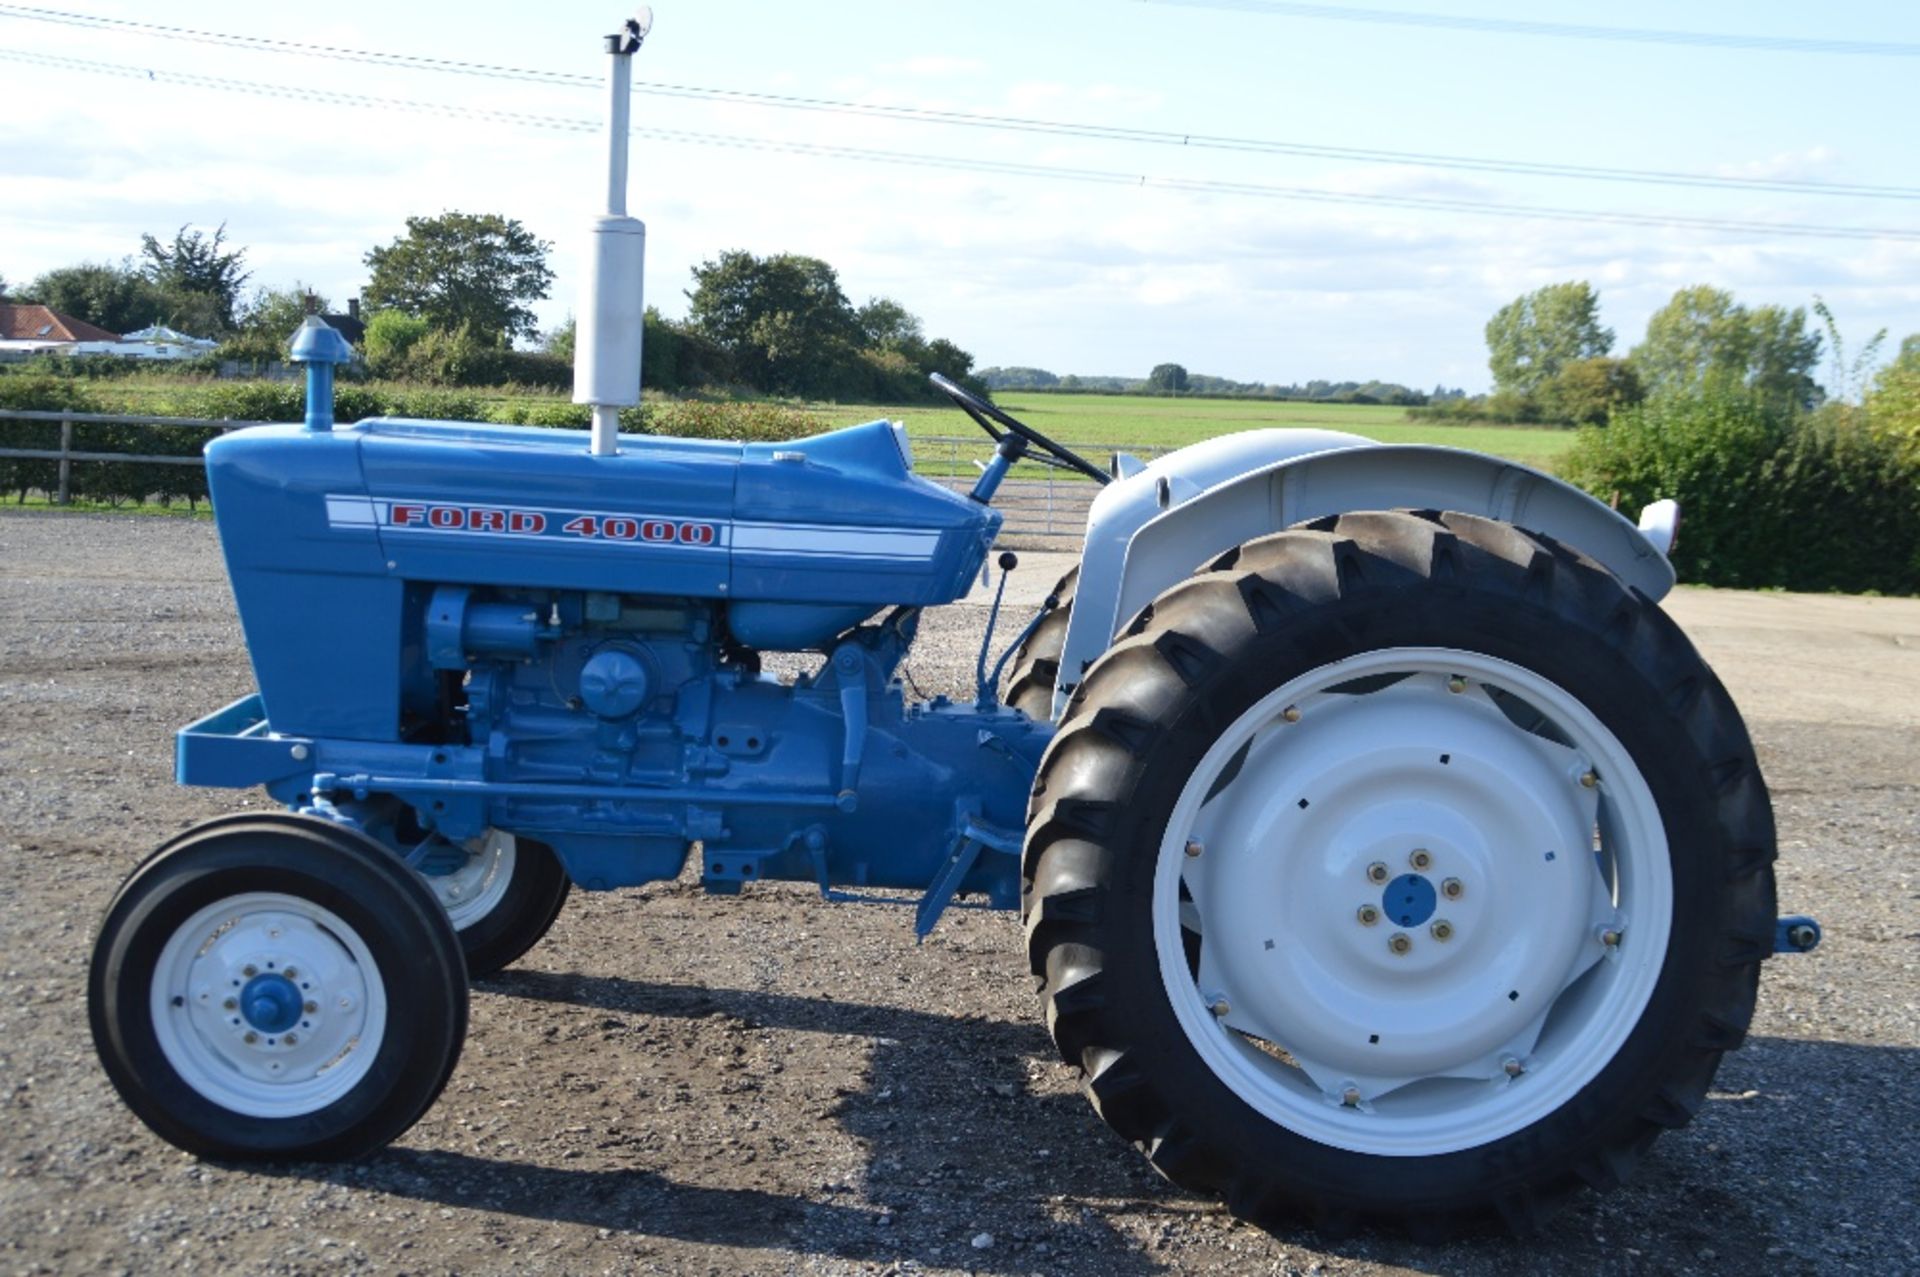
xmin=1387 ymin=932 xmax=1412 ymax=955
xmin=1356 ymin=904 xmax=1380 ymax=926
xmin=1366 ymin=861 xmax=1389 ymax=884
xmin=283 ymin=967 xmax=298 ymax=979
xmin=243 ymin=1031 xmax=258 ymax=1044
xmin=1446 ymin=675 xmax=1467 ymax=693
xmin=1184 ymin=840 xmax=1204 ymax=858
xmin=1430 ymin=919 xmax=1453 ymax=942
xmin=1409 ymin=848 xmax=1433 ymax=870
xmin=242 ymin=965 xmax=258 ymax=977
xmin=1502 ymin=1057 xmax=1525 ymax=1077
xmin=1341 ymin=1086 xmax=1361 ymax=1107
xmin=304 ymin=1001 xmax=319 ymax=1014
xmin=283 ymin=1033 xmax=298 ymax=1046
xmin=1282 ymin=705 xmax=1301 ymax=723
xmin=223 ymin=997 xmax=238 ymax=1011
xmin=1209 ymin=997 xmax=1231 ymax=1018
xmin=1441 ymin=877 xmax=1463 ymax=899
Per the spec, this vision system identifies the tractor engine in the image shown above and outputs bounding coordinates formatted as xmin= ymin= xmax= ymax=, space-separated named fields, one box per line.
xmin=374 ymin=579 xmax=1048 ymax=905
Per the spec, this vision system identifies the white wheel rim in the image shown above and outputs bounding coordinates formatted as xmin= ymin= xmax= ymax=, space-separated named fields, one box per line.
xmin=1154 ymin=647 xmax=1671 ymax=1157
xmin=421 ymin=830 xmax=516 ymax=931
xmin=150 ymin=892 xmax=388 ymax=1119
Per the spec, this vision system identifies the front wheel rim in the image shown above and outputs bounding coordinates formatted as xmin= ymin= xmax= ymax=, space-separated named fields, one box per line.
xmin=420 ymin=830 xmax=517 ymax=931
xmin=150 ymin=892 xmax=389 ymax=1119
xmin=1153 ymin=647 xmax=1672 ymax=1158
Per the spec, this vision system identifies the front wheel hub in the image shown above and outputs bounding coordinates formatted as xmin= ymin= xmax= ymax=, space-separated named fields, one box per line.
xmin=239 ymin=973 xmax=303 ymax=1035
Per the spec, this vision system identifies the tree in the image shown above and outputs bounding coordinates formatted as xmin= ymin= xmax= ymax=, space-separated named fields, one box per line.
xmin=1631 ymin=285 xmax=1823 ymax=408
xmin=856 ymin=297 xmax=923 ymax=350
xmin=219 ymin=285 xmax=331 ymax=362
xmin=1540 ymin=357 xmax=1643 ymax=426
xmin=1812 ymin=295 xmax=1887 ymax=404
xmin=19 ymin=261 xmax=166 ymax=335
xmin=363 ymin=212 xmax=554 ymax=346
xmin=686 ymin=250 xmax=860 ymax=395
xmin=1484 ymin=281 xmax=1613 ymax=396
xmin=1866 ymin=333 xmax=1920 ymax=463
xmin=1147 ymin=362 xmax=1190 ymax=394
xmin=141 ymin=224 xmax=251 ymax=332
xmin=922 ymin=337 xmax=975 ymax=383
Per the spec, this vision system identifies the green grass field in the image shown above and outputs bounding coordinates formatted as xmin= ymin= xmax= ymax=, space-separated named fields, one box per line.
xmin=802 ymin=393 xmax=1577 ymax=472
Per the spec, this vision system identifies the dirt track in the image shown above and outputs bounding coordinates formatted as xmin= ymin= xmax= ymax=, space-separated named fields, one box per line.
xmin=1 ymin=512 xmax=1915 ymax=1276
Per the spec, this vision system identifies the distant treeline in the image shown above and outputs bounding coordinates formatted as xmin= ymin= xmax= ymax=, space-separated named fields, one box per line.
xmin=977 ymin=365 xmax=1464 ymax=406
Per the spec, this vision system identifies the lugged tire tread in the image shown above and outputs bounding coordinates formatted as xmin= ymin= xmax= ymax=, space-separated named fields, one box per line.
xmin=1020 ymin=509 xmax=1777 ymax=1237
xmin=1004 ymin=566 xmax=1080 ymax=720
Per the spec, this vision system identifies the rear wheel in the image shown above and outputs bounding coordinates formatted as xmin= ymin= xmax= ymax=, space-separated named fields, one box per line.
xmin=90 ymin=813 xmax=468 ymax=1160
xmin=1005 ymin=565 xmax=1078 ymax=720
xmin=1023 ymin=510 xmax=1776 ymax=1235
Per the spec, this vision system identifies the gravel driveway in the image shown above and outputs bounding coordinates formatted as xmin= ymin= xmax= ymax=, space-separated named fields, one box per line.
xmin=1 ymin=511 xmax=1914 ymax=1275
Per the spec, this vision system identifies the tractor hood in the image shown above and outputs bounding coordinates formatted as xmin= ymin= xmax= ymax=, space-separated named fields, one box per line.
xmin=203 ymin=416 xmax=996 ymax=740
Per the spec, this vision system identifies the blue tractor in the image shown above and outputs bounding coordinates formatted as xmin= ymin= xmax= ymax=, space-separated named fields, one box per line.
xmin=86 ymin=20 xmax=1818 ymax=1236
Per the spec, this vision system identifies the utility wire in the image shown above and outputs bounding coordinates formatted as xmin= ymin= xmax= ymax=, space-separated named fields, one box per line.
xmin=0 ymin=2 xmax=1915 ymax=201
xmin=6 ymin=49 xmax=1916 ymax=246
xmin=1142 ymin=0 xmax=1920 ymax=57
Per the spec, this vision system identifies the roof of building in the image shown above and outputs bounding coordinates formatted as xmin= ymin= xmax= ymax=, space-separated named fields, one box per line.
xmin=320 ymin=311 xmax=366 ymax=344
xmin=121 ymin=324 xmax=217 ymax=347
xmin=0 ymin=303 xmax=121 ymax=343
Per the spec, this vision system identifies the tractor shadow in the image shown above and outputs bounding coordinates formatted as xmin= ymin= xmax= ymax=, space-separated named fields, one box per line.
xmin=288 ymin=968 xmax=1918 ymax=1273
xmin=281 ymin=970 xmax=1174 ymax=1272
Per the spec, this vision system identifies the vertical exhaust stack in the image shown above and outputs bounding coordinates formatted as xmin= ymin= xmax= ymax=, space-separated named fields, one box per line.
xmin=573 ymin=10 xmax=652 ymax=456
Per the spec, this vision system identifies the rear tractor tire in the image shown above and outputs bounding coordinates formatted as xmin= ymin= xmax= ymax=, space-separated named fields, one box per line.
xmin=90 ymin=813 xmax=468 ymax=1161
xmin=1023 ymin=510 xmax=1776 ymax=1235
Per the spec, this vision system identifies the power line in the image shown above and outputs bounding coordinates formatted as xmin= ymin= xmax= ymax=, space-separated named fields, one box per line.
xmin=4 ymin=48 xmax=1917 ymax=245
xmin=1142 ymin=0 xmax=1920 ymax=57
xmin=0 ymin=2 xmax=1915 ymax=202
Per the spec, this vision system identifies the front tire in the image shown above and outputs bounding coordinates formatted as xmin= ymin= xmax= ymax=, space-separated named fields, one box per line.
xmin=415 ymin=830 xmax=571 ymax=978
xmin=90 ymin=813 xmax=468 ymax=1160
xmin=1023 ymin=511 xmax=1776 ymax=1235
xmin=1005 ymin=565 xmax=1078 ymax=720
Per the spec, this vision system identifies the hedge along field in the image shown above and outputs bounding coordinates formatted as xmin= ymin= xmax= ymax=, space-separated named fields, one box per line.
xmin=0 ymin=377 xmax=822 ymax=508
xmin=804 ymin=392 xmax=1579 ymax=472
xmin=1563 ymin=391 xmax=1920 ymax=596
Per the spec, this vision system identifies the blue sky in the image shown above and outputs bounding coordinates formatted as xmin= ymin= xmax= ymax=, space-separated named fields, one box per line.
xmin=2 ymin=0 xmax=1915 ymax=390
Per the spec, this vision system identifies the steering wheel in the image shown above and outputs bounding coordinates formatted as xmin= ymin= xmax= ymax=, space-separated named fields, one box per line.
xmin=929 ymin=373 xmax=1111 ymax=485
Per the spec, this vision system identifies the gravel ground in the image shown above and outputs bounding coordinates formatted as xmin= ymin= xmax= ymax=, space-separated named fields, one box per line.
xmin=0 ymin=510 xmax=1915 ymax=1276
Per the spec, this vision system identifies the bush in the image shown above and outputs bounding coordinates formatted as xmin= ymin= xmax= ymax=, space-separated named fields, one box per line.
xmin=363 ymin=310 xmax=431 ymax=378
xmin=0 ymin=367 xmax=823 ymax=506
xmin=0 ymin=377 xmax=98 ymax=500
xmin=629 ymin=399 xmax=816 ymax=442
xmin=1562 ymin=389 xmax=1920 ymax=593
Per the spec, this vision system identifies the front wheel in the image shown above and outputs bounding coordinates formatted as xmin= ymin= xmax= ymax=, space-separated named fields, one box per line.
xmin=413 ymin=830 xmax=571 ymax=978
xmin=90 ymin=813 xmax=468 ymax=1160
xmin=1023 ymin=510 xmax=1776 ymax=1235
